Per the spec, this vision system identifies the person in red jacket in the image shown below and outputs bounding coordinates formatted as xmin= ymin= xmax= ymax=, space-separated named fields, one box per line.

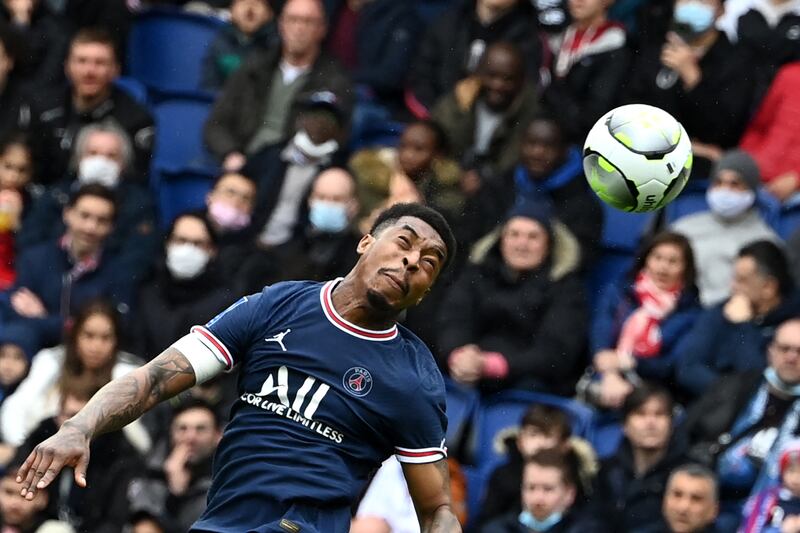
xmin=740 ymin=61 xmax=800 ymax=202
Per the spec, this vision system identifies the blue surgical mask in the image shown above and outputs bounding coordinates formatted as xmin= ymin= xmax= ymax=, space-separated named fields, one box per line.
xmin=765 ymin=367 xmax=800 ymax=397
xmin=519 ymin=510 xmax=564 ymax=531
xmin=674 ymin=1 xmax=716 ymax=34
xmin=309 ymin=200 xmax=349 ymax=233
xmin=706 ymin=188 xmax=756 ymax=219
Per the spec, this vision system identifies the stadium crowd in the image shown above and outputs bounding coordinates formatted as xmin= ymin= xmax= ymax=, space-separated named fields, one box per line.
xmin=1 ymin=0 xmax=800 ymax=530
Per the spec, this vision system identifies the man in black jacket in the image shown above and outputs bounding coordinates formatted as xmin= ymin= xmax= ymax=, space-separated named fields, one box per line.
xmin=25 ymin=28 xmax=154 ymax=184
xmin=203 ymin=0 xmax=353 ymax=174
xmin=407 ymin=0 xmax=545 ymax=112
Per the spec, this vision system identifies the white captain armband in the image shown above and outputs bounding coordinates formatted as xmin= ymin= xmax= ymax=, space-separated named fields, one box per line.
xmin=172 ymin=331 xmax=230 ymax=385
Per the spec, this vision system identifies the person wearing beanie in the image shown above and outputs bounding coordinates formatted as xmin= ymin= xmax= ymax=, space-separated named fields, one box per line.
xmin=437 ymin=200 xmax=588 ymax=395
xmin=672 ymin=149 xmax=780 ymax=306
xmin=0 ymin=323 xmax=37 ymax=404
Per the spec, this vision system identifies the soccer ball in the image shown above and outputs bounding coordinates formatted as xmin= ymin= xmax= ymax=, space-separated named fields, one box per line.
xmin=583 ymin=104 xmax=693 ymax=213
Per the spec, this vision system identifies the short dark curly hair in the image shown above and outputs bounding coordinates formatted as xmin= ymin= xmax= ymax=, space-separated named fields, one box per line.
xmin=370 ymin=203 xmax=457 ymax=273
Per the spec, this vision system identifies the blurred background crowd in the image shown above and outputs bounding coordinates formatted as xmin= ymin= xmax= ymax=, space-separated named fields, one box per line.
xmin=1 ymin=0 xmax=800 ymax=531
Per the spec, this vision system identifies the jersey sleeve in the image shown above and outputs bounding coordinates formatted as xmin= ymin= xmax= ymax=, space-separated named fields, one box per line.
xmin=393 ymin=347 xmax=448 ymax=465
xmin=171 ymin=290 xmax=271 ymax=384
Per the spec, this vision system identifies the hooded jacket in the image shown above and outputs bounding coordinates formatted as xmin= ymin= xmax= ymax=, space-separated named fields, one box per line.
xmin=437 ymin=221 xmax=587 ymax=395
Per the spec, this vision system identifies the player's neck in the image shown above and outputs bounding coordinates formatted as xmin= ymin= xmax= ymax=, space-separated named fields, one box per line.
xmin=331 ymin=277 xmax=398 ymax=331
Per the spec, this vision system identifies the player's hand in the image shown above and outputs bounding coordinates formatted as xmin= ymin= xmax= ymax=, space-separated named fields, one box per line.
xmin=766 ymin=172 xmax=799 ymax=202
xmin=781 ymin=515 xmax=800 ymax=533
xmin=723 ymin=293 xmax=754 ymax=323
xmin=16 ymin=422 xmax=90 ymax=500
xmin=11 ymin=288 xmax=47 ymax=318
xmin=661 ymin=33 xmax=701 ymax=89
xmin=164 ymin=443 xmax=192 ymax=496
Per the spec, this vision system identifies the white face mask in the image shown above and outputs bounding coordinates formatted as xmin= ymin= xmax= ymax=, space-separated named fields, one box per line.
xmin=706 ymin=188 xmax=756 ymax=219
xmin=293 ymin=130 xmax=339 ymax=160
xmin=166 ymin=243 xmax=211 ymax=280
xmin=78 ymin=155 xmax=122 ymax=188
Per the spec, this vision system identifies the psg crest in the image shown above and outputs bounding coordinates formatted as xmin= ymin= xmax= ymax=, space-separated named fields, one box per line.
xmin=343 ymin=367 xmax=373 ymax=398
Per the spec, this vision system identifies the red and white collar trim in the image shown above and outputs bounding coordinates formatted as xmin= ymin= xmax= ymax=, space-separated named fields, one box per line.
xmin=320 ymin=279 xmax=398 ymax=341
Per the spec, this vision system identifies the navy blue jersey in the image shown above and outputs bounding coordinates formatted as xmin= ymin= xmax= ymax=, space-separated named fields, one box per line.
xmin=182 ymin=279 xmax=447 ymax=532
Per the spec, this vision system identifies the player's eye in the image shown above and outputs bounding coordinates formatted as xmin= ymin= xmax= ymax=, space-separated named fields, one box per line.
xmin=397 ymin=236 xmax=410 ymax=248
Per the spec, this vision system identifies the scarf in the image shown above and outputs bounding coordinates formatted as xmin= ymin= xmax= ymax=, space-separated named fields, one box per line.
xmin=554 ymin=21 xmax=627 ymax=78
xmin=615 ymin=272 xmax=681 ymax=359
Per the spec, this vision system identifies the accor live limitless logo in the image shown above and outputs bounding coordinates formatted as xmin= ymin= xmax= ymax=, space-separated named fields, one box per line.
xmin=240 ymin=366 xmax=344 ymax=444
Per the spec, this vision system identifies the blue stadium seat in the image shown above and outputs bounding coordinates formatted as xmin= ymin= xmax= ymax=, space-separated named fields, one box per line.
xmin=599 ymin=202 xmax=655 ymax=253
xmin=126 ymin=7 xmax=224 ymax=95
xmin=585 ymin=250 xmax=634 ymax=311
xmin=114 ymin=76 xmax=149 ymax=106
xmin=462 ymin=465 xmax=489 ymax=531
xmin=444 ymin=378 xmax=480 ymax=446
xmin=151 ymin=95 xmax=218 ymax=176
xmin=471 ymin=390 xmax=594 ymax=475
xmin=156 ymin=169 xmax=214 ymax=227
xmin=413 ymin=0 xmax=456 ymax=24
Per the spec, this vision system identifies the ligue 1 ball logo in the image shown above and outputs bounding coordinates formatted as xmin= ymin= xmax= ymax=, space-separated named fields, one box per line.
xmin=343 ymin=367 xmax=373 ymax=397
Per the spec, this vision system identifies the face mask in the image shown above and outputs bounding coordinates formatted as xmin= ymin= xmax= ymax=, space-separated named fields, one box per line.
xmin=293 ymin=130 xmax=339 ymax=160
xmin=674 ymin=1 xmax=716 ymax=34
xmin=765 ymin=367 xmax=800 ymax=397
xmin=208 ymin=200 xmax=251 ymax=231
xmin=309 ymin=200 xmax=349 ymax=233
xmin=706 ymin=188 xmax=756 ymax=219
xmin=78 ymin=155 xmax=121 ymax=188
xmin=519 ymin=510 xmax=564 ymax=531
xmin=166 ymin=243 xmax=210 ymax=280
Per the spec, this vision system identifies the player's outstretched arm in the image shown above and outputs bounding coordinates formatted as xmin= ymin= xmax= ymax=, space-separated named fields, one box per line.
xmin=402 ymin=460 xmax=462 ymax=533
xmin=16 ymin=347 xmax=195 ymax=499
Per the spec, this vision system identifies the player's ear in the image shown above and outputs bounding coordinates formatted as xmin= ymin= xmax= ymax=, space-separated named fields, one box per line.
xmin=356 ymin=233 xmax=375 ymax=255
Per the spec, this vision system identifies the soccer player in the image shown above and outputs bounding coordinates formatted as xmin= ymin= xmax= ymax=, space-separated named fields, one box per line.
xmin=15 ymin=203 xmax=462 ymax=533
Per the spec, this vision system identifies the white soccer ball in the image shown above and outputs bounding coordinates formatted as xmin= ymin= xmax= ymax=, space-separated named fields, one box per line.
xmin=583 ymin=103 xmax=693 ymax=213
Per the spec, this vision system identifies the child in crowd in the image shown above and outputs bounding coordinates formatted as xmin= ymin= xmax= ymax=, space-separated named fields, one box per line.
xmin=743 ymin=441 xmax=800 ymax=533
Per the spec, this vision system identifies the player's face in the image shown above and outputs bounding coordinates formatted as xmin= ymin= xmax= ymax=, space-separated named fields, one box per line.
xmin=521 ymin=464 xmax=575 ymax=520
xmin=357 ymin=216 xmax=446 ymax=311
xmin=662 ymin=473 xmax=718 ymax=533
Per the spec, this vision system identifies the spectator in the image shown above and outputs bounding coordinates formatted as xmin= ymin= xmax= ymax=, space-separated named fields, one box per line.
xmin=325 ymin=0 xmax=420 ymax=109
xmin=0 ymin=0 xmax=68 ymax=89
xmin=474 ymin=113 xmax=603 ymax=266
xmin=741 ymin=440 xmax=800 ymax=533
xmin=202 ymin=171 xmax=258 ymax=284
xmin=141 ymin=399 xmax=222 ymax=533
xmin=682 ymin=318 xmax=800 ymax=529
xmin=480 ymin=405 xmax=574 ymax=525
xmin=0 ymin=463 xmax=74 ymax=533
xmin=0 ymin=22 xmax=25 ymax=138
xmin=17 ymin=122 xmax=158 ymax=284
xmin=131 ymin=213 xmax=234 ymax=359
xmin=593 ymin=384 xmax=689 ymax=533
xmin=25 ymin=27 xmax=155 ymax=184
xmin=203 ymin=0 xmax=353 ymax=173
xmin=0 ymin=324 xmax=36 ymax=405
xmin=14 ymin=376 xmax=145 ymax=533
xmin=126 ymin=510 xmax=172 ymax=533
xmin=740 ymin=62 xmax=800 ymax=203
xmin=0 ymin=300 xmax=146 ymax=449
xmin=676 ymin=240 xmax=800 ymax=399
xmin=431 ymin=42 xmax=540 ymax=181
xmin=660 ymin=464 xmax=720 ymax=533
xmin=245 ymin=91 xmax=344 ymax=252
xmin=350 ymin=121 xmax=465 ymax=236
xmin=543 ymin=0 xmax=630 ymax=143
xmin=408 ymin=0 xmax=545 ymax=112
xmin=0 ymin=133 xmax=34 ymax=290
xmin=0 ymin=184 xmax=135 ymax=349
xmin=437 ymin=201 xmax=587 ymax=395
xmin=482 ymin=448 xmax=604 ymax=532
xmin=201 ymin=0 xmax=278 ymax=91
xmin=624 ymin=0 xmax=755 ymax=179
xmin=588 ymin=232 xmax=701 ymax=409
xmin=241 ymin=167 xmax=360 ymax=291
xmin=672 ymin=150 xmax=779 ymax=306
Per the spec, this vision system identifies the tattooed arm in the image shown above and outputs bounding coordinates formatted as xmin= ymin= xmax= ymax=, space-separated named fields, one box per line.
xmin=402 ymin=460 xmax=462 ymax=533
xmin=16 ymin=347 xmax=196 ymax=499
